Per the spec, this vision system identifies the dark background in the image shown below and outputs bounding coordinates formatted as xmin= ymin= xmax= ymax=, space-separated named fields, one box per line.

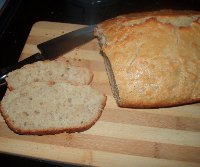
xmin=0 ymin=0 xmax=200 ymax=166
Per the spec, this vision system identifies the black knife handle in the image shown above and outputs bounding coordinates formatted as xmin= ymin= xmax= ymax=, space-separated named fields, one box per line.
xmin=0 ymin=53 xmax=45 ymax=87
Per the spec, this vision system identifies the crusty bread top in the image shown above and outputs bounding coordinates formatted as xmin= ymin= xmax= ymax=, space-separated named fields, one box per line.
xmin=95 ymin=10 xmax=200 ymax=108
xmin=0 ymin=82 xmax=106 ymax=135
xmin=95 ymin=10 xmax=200 ymax=48
xmin=6 ymin=60 xmax=93 ymax=90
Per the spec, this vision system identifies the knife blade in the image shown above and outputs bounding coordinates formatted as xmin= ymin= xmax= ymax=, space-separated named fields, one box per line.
xmin=0 ymin=25 xmax=96 ymax=86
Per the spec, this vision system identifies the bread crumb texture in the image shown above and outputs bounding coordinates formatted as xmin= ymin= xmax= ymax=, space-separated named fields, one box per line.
xmin=95 ymin=10 xmax=200 ymax=108
xmin=1 ymin=82 xmax=106 ymax=134
xmin=6 ymin=60 xmax=93 ymax=90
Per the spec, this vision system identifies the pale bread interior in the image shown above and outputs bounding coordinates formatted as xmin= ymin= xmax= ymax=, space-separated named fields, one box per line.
xmin=1 ymin=82 xmax=106 ymax=134
xmin=6 ymin=60 xmax=93 ymax=90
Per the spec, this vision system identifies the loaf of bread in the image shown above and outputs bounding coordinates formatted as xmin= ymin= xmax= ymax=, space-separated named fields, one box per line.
xmin=0 ymin=82 xmax=106 ymax=135
xmin=6 ymin=60 xmax=93 ymax=90
xmin=95 ymin=10 xmax=200 ymax=108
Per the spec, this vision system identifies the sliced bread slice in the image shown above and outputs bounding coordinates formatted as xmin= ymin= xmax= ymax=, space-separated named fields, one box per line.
xmin=0 ymin=82 xmax=106 ymax=135
xmin=6 ymin=60 xmax=93 ymax=90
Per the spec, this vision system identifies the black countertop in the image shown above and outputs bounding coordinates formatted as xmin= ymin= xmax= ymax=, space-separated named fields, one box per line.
xmin=0 ymin=0 xmax=199 ymax=166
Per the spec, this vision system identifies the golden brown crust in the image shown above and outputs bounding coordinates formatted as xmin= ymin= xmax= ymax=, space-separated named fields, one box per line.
xmin=118 ymin=98 xmax=200 ymax=109
xmin=96 ymin=10 xmax=200 ymax=108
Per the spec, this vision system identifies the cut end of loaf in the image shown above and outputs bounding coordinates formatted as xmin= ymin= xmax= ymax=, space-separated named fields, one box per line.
xmin=101 ymin=51 xmax=120 ymax=105
xmin=0 ymin=82 xmax=106 ymax=135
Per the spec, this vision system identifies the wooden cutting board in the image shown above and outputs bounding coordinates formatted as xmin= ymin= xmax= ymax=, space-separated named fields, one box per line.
xmin=0 ymin=21 xmax=200 ymax=167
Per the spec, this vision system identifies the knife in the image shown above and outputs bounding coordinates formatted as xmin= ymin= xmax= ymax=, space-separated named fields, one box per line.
xmin=0 ymin=25 xmax=96 ymax=86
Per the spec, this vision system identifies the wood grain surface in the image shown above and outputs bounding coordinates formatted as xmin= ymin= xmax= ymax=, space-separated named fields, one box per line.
xmin=0 ymin=21 xmax=200 ymax=167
